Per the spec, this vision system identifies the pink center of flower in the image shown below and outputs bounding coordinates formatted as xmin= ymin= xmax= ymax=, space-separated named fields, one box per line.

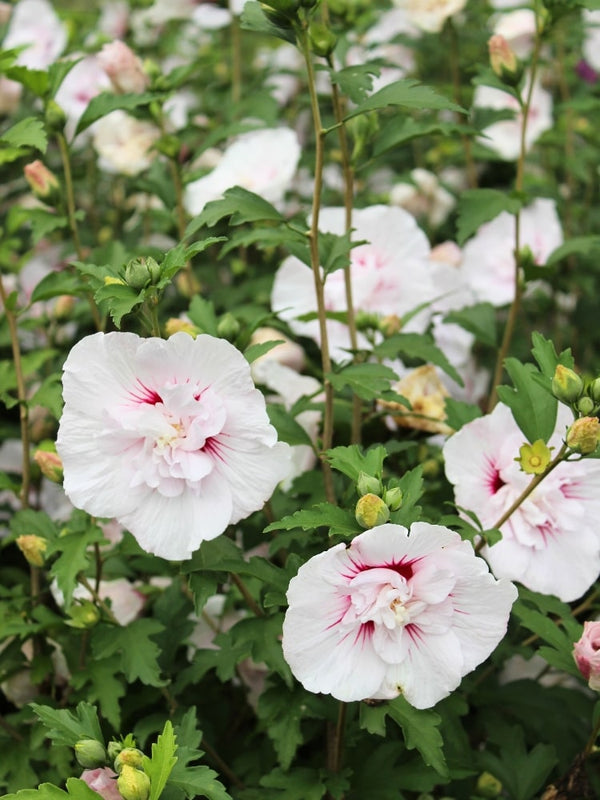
xmin=117 ymin=379 xmax=227 ymax=497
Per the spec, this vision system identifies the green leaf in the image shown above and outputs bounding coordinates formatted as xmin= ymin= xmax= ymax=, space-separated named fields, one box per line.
xmin=48 ymin=58 xmax=83 ymax=98
xmin=169 ymin=766 xmax=232 ymax=800
xmin=48 ymin=521 xmax=106 ymax=607
xmin=188 ymin=185 xmax=284 ymax=230
xmin=443 ymin=302 xmax=498 ymax=347
xmin=93 ymin=282 xmax=142 ymax=328
xmin=373 ymin=333 xmax=462 ymax=385
xmin=327 ymin=363 xmax=398 ymax=401
xmin=260 ymin=767 xmax=327 ymax=800
xmin=319 ymin=231 xmax=355 ymax=275
xmin=389 ymin=465 xmax=424 ymax=529
xmin=495 ymin=358 xmax=558 ymax=443
xmin=91 ymin=619 xmax=166 ymax=687
xmin=2 ymin=785 xmax=67 ymax=800
xmin=30 ymin=373 xmax=64 ymax=419
xmin=143 ymin=720 xmax=178 ymax=800
xmin=64 ymin=780 xmax=104 ymax=800
xmin=69 ymin=657 xmax=125 ymax=730
xmin=4 ymin=66 xmax=49 ymax=97
xmin=257 ymin=685 xmax=308 ymax=770
xmin=373 ymin=117 xmax=474 ymax=159
xmin=0 ymin=117 xmax=47 ymax=152
xmin=187 ymin=295 xmax=219 ymax=336
xmin=545 ymin=235 xmax=600 ymax=265
xmin=10 ymin=509 xmax=58 ymax=541
xmin=30 ymin=701 xmax=103 ymax=747
xmin=456 ymin=189 xmax=523 ymax=245
xmin=264 ymin=503 xmax=360 ymax=537
xmin=326 ymin=444 xmax=387 ymax=483
xmin=75 ymin=91 xmax=162 ymax=135
xmin=329 ymin=64 xmax=379 ymax=104
xmin=267 ymin=404 xmax=314 ymax=447
xmin=345 ymin=79 xmax=464 ymax=123
xmin=444 ymin=398 xmax=482 ymax=431
xmin=244 ymin=339 xmax=285 ymax=364
xmin=240 ymin=1 xmax=297 ymax=45
xmin=31 ymin=270 xmax=86 ymax=302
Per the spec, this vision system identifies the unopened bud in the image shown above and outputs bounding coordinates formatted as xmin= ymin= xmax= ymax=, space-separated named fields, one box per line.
xmin=355 ymin=493 xmax=390 ymax=529
xmin=309 ymin=22 xmax=337 ymax=58
xmin=551 ymin=364 xmax=583 ymax=404
xmin=578 ymin=396 xmax=595 ymax=416
xmin=97 ymin=40 xmax=150 ymax=95
xmin=114 ymin=748 xmax=145 ymax=773
xmin=217 ymin=312 xmax=240 ymax=342
xmin=566 ymin=416 xmax=600 ymax=454
xmin=476 ymin=771 xmax=503 ymax=798
xmin=53 ymin=295 xmax=76 ymax=321
xmin=15 ymin=534 xmax=47 ymax=567
xmin=45 ymin=99 xmax=67 ymax=133
xmin=515 ymin=439 xmax=552 ymax=475
xmin=379 ymin=314 xmax=402 ymax=338
xmin=383 ymin=487 xmax=403 ymax=511
xmin=357 ymin=471 xmax=381 ymax=497
xmin=24 ymin=160 xmax=60 ymax=201
xmin=117 ymin=765 xmax=151 ymax=800
xmin=354 ymin=310 xmax=380 ymax=331
xmin=165 ymin=318 xmax=200 ymax=338
xmin=107 ymin=741 xmax=124 ymax=762
xmin=590 ymin=378 xmax=600 ymax=404
xmin=75 ymin=739 xmax=107 ymax=770
xmin=488 ymin=34 xmax=523 ymax=86
xmin=67 ymin=599 xmax=101 ymax=629
xmin=574 ymin=620 xmax=600 ymax=691
xmin=124 ymin=257 xmax=161 ymax=290
xmin=155 ymin=134 xmax=180 ymax=160
xmin=33 ymin=447 xmax=63 ymax=483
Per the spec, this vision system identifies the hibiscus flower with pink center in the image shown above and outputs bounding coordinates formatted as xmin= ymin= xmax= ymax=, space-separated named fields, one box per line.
xmin=282 ymin=522 xmax=516 ymax=708
xmin=57 ymin=332 xmax=291 ymax=560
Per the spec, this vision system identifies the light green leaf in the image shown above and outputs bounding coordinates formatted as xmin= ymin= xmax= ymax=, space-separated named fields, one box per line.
xmin=30 ymin=701 xmax=103 ymax=747
xmin=443 ymin=303 xmax=498 ymax=347
xmin=187 ymin=185 xmax=284 ymax=231
xmin=264 ymin=503 xmax=360 ymax=537
xmin=345 ymin=79 xmax=465 ymax=122
xmin=373 ymin=333 xmax=462 ymax=385
xmin=1 ymin=116 xmax=47 ymax=155
xmin=327 ymin=362 xmax=398 ymax=401
xmin=495 ymin=358 xmax=557 ymax=443
xmin=143 ymin=720 xmax=178 ymax=800
xmin=75 ymin=91 xmax=161 ymax=135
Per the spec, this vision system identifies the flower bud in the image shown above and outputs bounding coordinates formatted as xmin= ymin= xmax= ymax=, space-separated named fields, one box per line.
xmin=383 ymin=487 xmax=403 ymax=511
xmin=355 ymin=493 xmax=390 ymax=529
xmin=33 ymin=447 xmax=63 ymax=483
xmin=590 ymin=378 xmax=600 ymax=404
xmin=574 ymin=621 xmax=600 ymax=691
xmin=566 ymin=416 xmax=600 ymax=455
xmin=15 ymin=534 xmax=47 ymax=567
xmin=75 ymin=739 xmax=108 ymax=770
xmin=379 ymin=314 xmax=402 ymax=338
xmin=107 ymin=741 xmax=123 ymax=762
xmin=515 ymin=439 xmax=552 ymax=475
xmin=578 ymin=396 xmax=595 ymax=416
xmin=24 ymin=160 xmax=60 ymax=201
xmin=551 ymin=364 xmax=583 ymax=404
xmin=354 ymin=310 xmax=380 ymax=331
xmin=98 ymin=41 xmax=150 ymax=95
xmin=308 ymin=22 xmax=337 ymax=58
xmin=124 ymin=257 xmax=161 ymax=290
xmin=488 ymin=34 xmax=523 ymax=86
xmin=53 ymin=295 xmax=76 ymax=321
xmin=476 ymin=771 xmax=503 ymax=798
xmin=117 ymin=765 xmax=151 ymax=800
xmin=114 ymin=748 xmax=145 ymax=773
xmin=165 ymin=318 xmax=200 ymax=338
xmin=67 ymin=600 xmax=102 ymax=629
xmin=45 ymin=99 xmax=67 ymax=133
xmin=356 ymin=471 xmax=381 ymax=497
xmin=217 ymin=313 xmax=241 ymax=342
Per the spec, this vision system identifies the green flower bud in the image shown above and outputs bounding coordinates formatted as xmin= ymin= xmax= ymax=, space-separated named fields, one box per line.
xmin=124 ymin=257 xmax=161 ymax=290
xmin=155 ymin=134 xmax=180 ymax=160
xmin=107 ymin=741 xmax=124 ymax=762
xmin=356 ymin=471 xmax=381 ymax=497
xmin=308 ymin=22 xmax=337 ymax=57
xmin=476 ymin=771 xmax=502 ymax=798
xmin=578 ymin=396 xmax=595 ymax=416
xmin=217 ymin=313 xmax=241 ymax=342
xmin=15 ymin=534 xmax=47 ymax=567
xmin=383 ymin=487 xmax=403 ymax=511
xmin=488 ymin=35 xmax=523 ymax=87
xmin=566 ymin=416 xmax=600 ymax=455
xmin=74 ymin=739 xmax=107 ymax=769
xmin=354 ymin=310 xmax=380 ymax=331
xmin=355 ymin=493 xmax=390 ymax=529
xmin=115 ymin=748 xmax=145 ymax=773
xmin=551 ymin=364 xmax=583 ymax=404
xmin=45 ymin=99 xmax=67 ymax=133
xmin=117 ymin=766 xmax=151 ymax=800
xmin=590 ymin=378 xmax=600 ymax=404
xmin=67 ymin=599 xmax=101 ymax=629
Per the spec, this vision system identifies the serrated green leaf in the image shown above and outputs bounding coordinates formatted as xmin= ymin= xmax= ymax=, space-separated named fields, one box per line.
xmin=329 ymin=64 xmax=380 ymax=104
xmin=69 ymin=657 xmax=125 ymax=729
xmin=530 ymin=332 xmax=574 ymax=380
xmin=91 ymin=619 xmax=166 ymax=687
xmin=93 ymin=282 xmax=142 ymax=328
xmin=327 ymin=443 xmax=387 ymax=483
xmin=169 ymin=767 xmax=232 ymax=800
xmin=2 ymin=785 xmax=66 ymax=800
xmin=30 ymin=701 xmax=103 ymax=747
xmin=29 ymin=373 xmax=64 ymax=419
xmin=260 ymin=767 xmax=327 ymax=800
xmin=188 ymin=185 xmax=284 ymax=230
xmin=495 ymin=359 xmax=557 ymax=443
xmin=319 ymin=231 xmax=354 ymax=275
xmin=264 ymin=503 xmax=360 ymax=537
xmin=373 ymin=117 xmax=474 ymax=159
xmin=345 ymin=79 xmax=465 ymax=122
xmin=49 ymin=522 xmax=106 ymax=607
xmin=444 ymin=398 xmax=482 ymax=432
xmin=373 ymin=333 xmax=462 ymax=385
xmin=389 ymin=465 xmax=424 ymax=528
xmin=388 ymin=698 xmax=447 ymax=776
xmin=187 ymin=295 xmax=219 ymax=335
xmin=257 ymin=685 xmax=307 ymax=770
xmin=10 ymin=509 xmax=58 ymax=541
xmin=327 ymin=362 xmax=398 ymax=401
xmin=456 ymin=189 xmax=523 ymax=246
xmin=1 ymin=116 xmax=47 ymax=153
xmin=443 ymin=302 xmax=498 ymax=347
xmin=75 ymin=91 xmax=162 ymax=135
xmin=64 ymin=779 xmax=104 ymax=800
xmin=143 ymin=720 xmax=178 ymax=800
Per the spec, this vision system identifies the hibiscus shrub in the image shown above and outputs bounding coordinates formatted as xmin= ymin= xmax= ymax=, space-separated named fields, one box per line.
xmin=2 ymin=0 xmax=600 ymax=799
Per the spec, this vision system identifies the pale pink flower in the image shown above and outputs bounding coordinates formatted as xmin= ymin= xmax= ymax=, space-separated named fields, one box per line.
xmin=97 ymin=40 xmax=150 ymax=94
xmin=80 ymin=768 xmax=123 ymax=800
xmin=443 ymin=403 xmax=600 ymax=602
xmin=460 ymin=198 xmax=563 ymax=306
xmin=98 ymin=1 xmax=130 ymax=39
xmin=282 ymin=523 xmax=516 ymax=708
xmin=393 ymin=0 xmax=467 ymax=33
xmin=2 ymin=0 xmax=67 ymax=69
xmin=56 ymin=332 xmax=291 ymax=561
xmin=184 ymin=128 xmax=301 ymax=215
xmin=93 ymin=110 xmax=160 ymax=175
xmin=271 ymin=205 xmax=435 ymax=362
xmin=573 ymin=621 xmax=600 ymax=691
xmin=474 ymin=75 xmax=553 ymax=161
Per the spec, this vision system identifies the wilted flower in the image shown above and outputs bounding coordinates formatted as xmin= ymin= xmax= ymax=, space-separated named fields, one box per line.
xmin=56 ymin=332 xmax=291 ymax=560
xmin=573 ymin=621 xmax=600 ymax=691
xmin=380 ymin=364 xmax=452 ymax=435
xmin=443 ymin=403 xmax=600 ymax=601
xmin=282 ymin=522 xmax=516 ymax=708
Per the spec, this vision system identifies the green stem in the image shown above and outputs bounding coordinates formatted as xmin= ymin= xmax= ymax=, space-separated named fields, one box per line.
xmin=168 ymin=157 xmax=195 ymax=295
xmin=447 ymin=20 xmax=477 ymax=189
xmin=231 ymin=15 xmax=242 ymax=106
xmin=229 ymin=572 xmax=264 ymax=617
xmin=300 ymin=28 xmax=336 ymax=503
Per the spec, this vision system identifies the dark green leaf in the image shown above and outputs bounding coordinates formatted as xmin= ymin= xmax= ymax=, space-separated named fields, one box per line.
xmin=545 ymin=235 xmax=600 ymax=265
xmin=93 ymin=282 xmax=142 ymax=328
xmin=48 ymin=522 xmax=106 ymax=607
xmin=345 ymin=79 xmax=464 ymax=121
xmin=4 ymin=67 xmax=48 ymax=97
xmin=264 ymin=503 xmax=360 ymax=537
xmin=443 ymin=302 xmax=498 ymax=347
xmin=75 ymin=91 xmax=162 ymax=135
xmin=374 ymin=118 xmax=474 ymax=159
xmin=240 ymin=1 xmax=297 ymax=44
xmin=329 ymin=64 xmax=380 ymax=104
xmin=30 ymin=701 xmax=103 ymax=747
xmin=31 ymin=270 xmax=86 ymax=302
xmin=495 ymin=358 xmax=557 ymax=443
xmin=327 ymin=444 xmax=387 ymax=483
xmin=327 ymin=363 xmax=398 ymax=401
xmin=188 ymin=186 xmax=284 ymax=230
xmin=267 ymin=404 xmax=314 ymax=447
xmin=92 ymin=619 xmax=166 ymax=687
xmin=444 ymin=398 xmax=482 ymax=431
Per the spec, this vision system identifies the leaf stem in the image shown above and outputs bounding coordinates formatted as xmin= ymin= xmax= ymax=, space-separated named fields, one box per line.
xmin=229 ymin=572 xmax=264 ymax=617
